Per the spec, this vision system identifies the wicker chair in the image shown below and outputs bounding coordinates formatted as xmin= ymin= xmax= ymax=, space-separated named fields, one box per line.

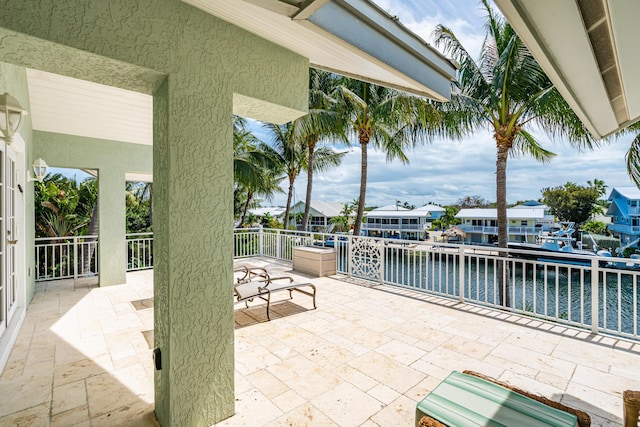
xmin=418 ymin=371 xmax=591 ymax=427
xmin=624 ymin=390 xmax=640 ymax=427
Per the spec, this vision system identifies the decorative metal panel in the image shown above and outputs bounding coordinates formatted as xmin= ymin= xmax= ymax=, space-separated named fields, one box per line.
xmin=350 ymin=237 xmax=382 ymax=280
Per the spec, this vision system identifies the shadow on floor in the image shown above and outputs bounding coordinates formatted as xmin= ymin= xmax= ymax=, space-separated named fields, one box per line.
xmin=0 ymin=278 xmax=158 ymax=426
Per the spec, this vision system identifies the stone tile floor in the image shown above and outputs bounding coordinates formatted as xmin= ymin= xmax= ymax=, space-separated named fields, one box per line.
xmin=1 ymin=259 xmax=640 ymax=426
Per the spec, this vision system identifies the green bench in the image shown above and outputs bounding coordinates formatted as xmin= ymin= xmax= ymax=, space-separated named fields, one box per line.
xmin=416 ymin=371 xmax=589 ymax=427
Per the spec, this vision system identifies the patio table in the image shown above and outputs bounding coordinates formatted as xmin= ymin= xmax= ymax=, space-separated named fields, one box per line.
xmin=416 ymin=371 xmax=578 ymax=427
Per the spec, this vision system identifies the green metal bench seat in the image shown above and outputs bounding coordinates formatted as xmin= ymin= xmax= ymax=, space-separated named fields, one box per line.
xmin=416 ymin=371 xmax=590 ymax=427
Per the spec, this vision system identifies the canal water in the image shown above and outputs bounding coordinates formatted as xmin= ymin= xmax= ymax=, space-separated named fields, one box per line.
xmin=337 ymin=244 xmax=640 ymax=337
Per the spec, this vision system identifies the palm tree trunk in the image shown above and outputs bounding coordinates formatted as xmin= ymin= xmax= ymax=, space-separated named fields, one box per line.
xmin=283 ymin=177 xmax=295 ymax=230
xmin=239 ymin=189 xmax=253 ymax=226
xmin=302 ymin=141 xmax=316 ymax=232
xmin=353 ymin=141 xmax=368 ymax=236
xmin=496 ymin=144 xmax=510 ymax=307
xmin=83 ymin=197 xmax=99 ymax=274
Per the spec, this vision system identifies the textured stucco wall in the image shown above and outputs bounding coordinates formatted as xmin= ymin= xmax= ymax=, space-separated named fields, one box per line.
xmin=33 ymin=131 xmax=153 ymax=286
xmin=0 ymin=62 xmax=33 ymax=371
xmin=0 ymin=64 xmax=33 ymax=292
xmin=0 ymin=1 xmax=308 ymax=425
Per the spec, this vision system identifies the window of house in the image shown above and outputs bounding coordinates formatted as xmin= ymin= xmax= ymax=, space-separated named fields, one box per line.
xmin=521 ymin=220 xmax=528 ymax=226
xmin=390 ymin=218 xmax=399 ymax=225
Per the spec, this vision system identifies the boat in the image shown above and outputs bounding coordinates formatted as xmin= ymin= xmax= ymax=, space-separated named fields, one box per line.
xmin=508 ymin=222 xmax=597 ymax=266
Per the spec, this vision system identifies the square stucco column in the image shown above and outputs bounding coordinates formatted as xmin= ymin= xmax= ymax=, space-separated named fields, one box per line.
xmin=153 ymin=78 xmax=235 ymax=426
xmin=98 ymin=168 xmax=127 ymax=286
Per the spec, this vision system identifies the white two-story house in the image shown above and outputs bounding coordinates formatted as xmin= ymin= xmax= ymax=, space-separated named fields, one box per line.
xmin=456 ymin=201 xmax=554 ymax=244
xmin=362 ymin=204 xmax=445 ymax=240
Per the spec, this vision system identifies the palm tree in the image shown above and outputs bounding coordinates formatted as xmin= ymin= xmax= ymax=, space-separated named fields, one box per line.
xmin=297 ymin=68 xmax=347 ymax=231
xmin=432 ymin=0 xmax=597 ymax=304
xmin=262 ymin=122 xmax=346 ymax=230
xmin=335 ymin=79 xmax=437 ymax=236
xmin=233 ymin=116 xmax=283 ymax=226
xmin=261 ymin=123 xmax=305 ymax=229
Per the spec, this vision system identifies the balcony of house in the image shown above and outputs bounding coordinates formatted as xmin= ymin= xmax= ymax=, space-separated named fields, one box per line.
xmin=458 ymin=225 xmax=539 ymax=235
xmin=608 ymin=223 xmax=640 ymax=236
xmin=4 ymin=229 xmax=640 ymax=425
xmin=362 ymin=222 xmax=426 ymax=231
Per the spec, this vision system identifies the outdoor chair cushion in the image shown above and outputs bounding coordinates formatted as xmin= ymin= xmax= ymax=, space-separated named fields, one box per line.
xmin=416 ymin=371 xmax=585 ymax=427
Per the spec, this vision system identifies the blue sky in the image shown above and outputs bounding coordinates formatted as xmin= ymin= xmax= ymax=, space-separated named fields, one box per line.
xmin=250 ymin=0 xmax=633 ymax=209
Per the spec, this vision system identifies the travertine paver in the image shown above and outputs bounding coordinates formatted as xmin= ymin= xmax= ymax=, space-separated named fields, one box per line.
xmin=1 ymin=261 xmax=639 ymax=426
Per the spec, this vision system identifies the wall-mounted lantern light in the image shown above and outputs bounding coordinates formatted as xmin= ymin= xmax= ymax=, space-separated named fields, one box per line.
xmin=29 ymin=158 xmax=48 ymax=182
xmin=0 ymin=93 xmax=28 ymax=145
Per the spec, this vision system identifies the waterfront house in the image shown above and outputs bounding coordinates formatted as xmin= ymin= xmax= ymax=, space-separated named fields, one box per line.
xmin=456 ymin=203 xmax=554 ymax=244
xmin=363 ymin=204 xmax=444 ymax=240
xmin=606 ymin=187 xmax=640 ymax=250
xmin=289 ymin=201 xmax=349 ymax=232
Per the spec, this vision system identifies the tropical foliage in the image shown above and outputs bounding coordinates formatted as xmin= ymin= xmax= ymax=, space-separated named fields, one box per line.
xmin=335 ymin=78 xmax=438 ymax=236
xmin=233 ymin=116 xmax=283 ymax=226
xmin=126 ymin=181 xmax=153 ymax=233
xmin=261 ymin=121 xmax=345 ymax=230
xmin=432 ymin=206 xmax=461 ymax=230
xmin=432 ymin=0 xmax=597 ymax=254
xmin=35 ymin=173 xmax=98 ymax=238
xmin=298 ymin=68 xmax=348 ymax=231
xmin=581 ymin=220 xmax=609 ymax=236
xmin=541 ymin=182 xmax=601 ymax=226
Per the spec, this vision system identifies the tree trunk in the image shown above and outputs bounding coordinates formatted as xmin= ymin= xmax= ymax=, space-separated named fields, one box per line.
xmin=239 ymin=189 xmax=253 ymax=226
xmin=83 ymin=197 xmax=99 ymax=274
xmin=283 ymin=177 xmax=295 ymax=230
xmin=496 ymin=143 xmax=510 ymax=307
xmin=302 ymin=141 xmax=316 ymax=232
xmin=353 ymin=140 xmax=368 ymax=236
xmin=147 ymin=183 xmax=153 ymax=227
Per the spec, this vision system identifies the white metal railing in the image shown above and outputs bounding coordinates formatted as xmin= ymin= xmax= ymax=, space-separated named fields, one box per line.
xmin=127 ymin=233 xmax=153 ymax=271
xmin=34 ymin=235 xmax=98 ymax=281
xmin=34 ymin=228 xmax=640 ymax=340
xmin=608 ymin=224 xmax=640 ymax=234
xmin=234 ymin=228 xmax=640 ymax=341
xmin=459 ymin=225 xmax=537 ymax=234
xmin=362 ymin=223 xmax=423 ymax=230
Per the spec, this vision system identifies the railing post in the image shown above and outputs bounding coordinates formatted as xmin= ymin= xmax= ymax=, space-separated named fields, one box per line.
xmin=347 ymin=235 xmax=353 ymax=278
xmin=259 ymin=228 xmax=264 ymax=257
xmin=591 ymin=257 xmax=599 ymax=334
xmin=276 ymin=229 xmax=281 ymax=260
xmin=379 ymin=239 xmax=385 ymax=285
xmin=458 ymin=245 xmax=465 ymax=303
xmin=73 ymin=236 xmax=78 ymax=280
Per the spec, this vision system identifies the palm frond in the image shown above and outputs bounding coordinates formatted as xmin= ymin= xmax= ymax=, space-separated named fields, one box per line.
xmin=511 ymin=130 xmax=556 ymax=163
xmin=626 ymin=134 xmax=640 ymax=188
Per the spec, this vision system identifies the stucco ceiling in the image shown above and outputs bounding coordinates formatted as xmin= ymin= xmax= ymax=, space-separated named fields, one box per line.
xmin=494 ymin=0 xmax=640 ymax=139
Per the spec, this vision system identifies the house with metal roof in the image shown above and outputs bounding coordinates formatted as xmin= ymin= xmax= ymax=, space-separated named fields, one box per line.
xmin=606 ymin=187 xmax=640 ymax=249
xmin=363 ymin=204 xmax=445 ymax=240
xmin=456 ymin=204 xmax=554 ymax=244
xmin=289 ymin=201 xmax=351 ymax=232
